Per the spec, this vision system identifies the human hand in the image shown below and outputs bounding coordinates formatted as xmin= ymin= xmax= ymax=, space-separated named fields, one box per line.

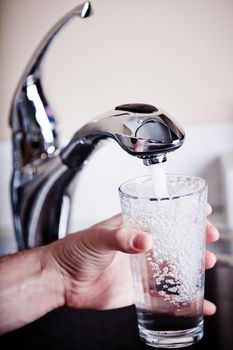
xmin=47 ymin=205 xmax=219 ymax=313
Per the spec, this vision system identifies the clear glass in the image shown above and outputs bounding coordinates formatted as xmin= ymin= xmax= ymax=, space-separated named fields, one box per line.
xmin=119 ymin=175 xmax=208 ymax=348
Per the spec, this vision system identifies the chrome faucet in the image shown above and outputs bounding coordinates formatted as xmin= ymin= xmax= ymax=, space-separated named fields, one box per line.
xmin=9 ymin=1 xmax=185 ymax=250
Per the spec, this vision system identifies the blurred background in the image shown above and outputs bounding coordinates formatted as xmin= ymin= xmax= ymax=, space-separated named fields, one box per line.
xmin=0 ymin=0 xmax=233 ymax=253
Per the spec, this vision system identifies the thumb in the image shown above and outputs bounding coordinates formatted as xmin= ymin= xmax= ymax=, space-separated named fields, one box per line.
xmin=89 ymin=225 xmax=152 ymax=254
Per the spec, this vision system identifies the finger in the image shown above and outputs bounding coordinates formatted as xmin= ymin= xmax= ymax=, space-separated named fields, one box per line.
xmin=206 ymin=203 xmax=212 ymax=216
xmin=206 ymin=220 xmax=220 ymax=243
xmin=203 ymin=299 xmax=217 ymax=316
xmin=205 ymin=250 xmax=217 ymax=269
xmin=91 ymin=225 xmax=152 ymax=254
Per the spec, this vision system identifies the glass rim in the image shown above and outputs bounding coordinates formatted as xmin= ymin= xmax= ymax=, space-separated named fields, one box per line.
xmin=118 ymin=174 xmax=207 ymax=201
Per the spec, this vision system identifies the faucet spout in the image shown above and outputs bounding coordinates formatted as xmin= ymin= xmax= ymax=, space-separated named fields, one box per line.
xmin=60 ymin=103 xmax=185 ymax=169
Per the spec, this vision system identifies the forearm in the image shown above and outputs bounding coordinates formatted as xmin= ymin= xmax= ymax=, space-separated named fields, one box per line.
xmin=0 ymin=246 xmax=64 ymax=335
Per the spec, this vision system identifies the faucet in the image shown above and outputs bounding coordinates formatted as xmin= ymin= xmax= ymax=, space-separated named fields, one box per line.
xmin=9 ymin=1 xmax=185 ymax=250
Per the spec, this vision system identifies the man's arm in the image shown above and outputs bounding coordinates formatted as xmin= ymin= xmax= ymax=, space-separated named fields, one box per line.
xmin=0 ymin=246 xmax=64 ymax=335
xmin=0 ymin=213 xmax=218 ymax=336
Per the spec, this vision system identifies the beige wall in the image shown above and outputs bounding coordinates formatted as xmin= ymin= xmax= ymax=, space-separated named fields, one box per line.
xmin=1 ymin=0 xmax=233 ymax=140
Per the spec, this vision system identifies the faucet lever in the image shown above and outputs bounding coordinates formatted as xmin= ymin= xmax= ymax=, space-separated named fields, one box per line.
xmin=9 ymin=2 xmax=92 ymax=169
xmin=115 ymin=103 xmax=158 ymax=114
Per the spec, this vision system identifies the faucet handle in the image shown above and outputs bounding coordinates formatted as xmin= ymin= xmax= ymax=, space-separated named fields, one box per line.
xmin=9 ymin=2 xmax=92 ymax=169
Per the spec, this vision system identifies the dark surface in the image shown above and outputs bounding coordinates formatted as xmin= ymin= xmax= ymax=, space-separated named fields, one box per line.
xmin=0 ymin=262 xmax=232 ymax=350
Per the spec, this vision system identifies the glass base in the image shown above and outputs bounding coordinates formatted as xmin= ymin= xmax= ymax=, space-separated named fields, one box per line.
xmin=139 ymin=321 xmax=203 ymax=348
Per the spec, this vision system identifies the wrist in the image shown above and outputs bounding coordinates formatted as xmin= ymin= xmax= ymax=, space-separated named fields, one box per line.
xmin=40 ymin=244 xmax=65 ymax=311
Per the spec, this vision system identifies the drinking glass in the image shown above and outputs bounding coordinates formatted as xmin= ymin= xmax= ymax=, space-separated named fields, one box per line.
xmin=118 ymin=174 xmax=207 ymax=348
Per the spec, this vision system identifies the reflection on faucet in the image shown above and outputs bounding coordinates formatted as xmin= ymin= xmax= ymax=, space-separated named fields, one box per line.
xmin=9 ymin=2 xmax=185 ymax=251
xmin=134 ymin=139 xmax=145 ymax=153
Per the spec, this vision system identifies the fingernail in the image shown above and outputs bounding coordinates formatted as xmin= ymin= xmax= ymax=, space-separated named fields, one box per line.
xmin=209 ymin=301 xmax=217 ymax=314
xmin=212 ymin=253 xmax=217 ymax=266
xmin=132 ymin=234 xmax=145 ymax=250
xmin=211 ymin=225 xmax=220 ymax=240
xmin=206 ymin=203 xmax=212 ymax=215
xmin=214 ymin=228 xmax=220 ymax=240
xmin=207 ymin=220 xmax=220 ymax=239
